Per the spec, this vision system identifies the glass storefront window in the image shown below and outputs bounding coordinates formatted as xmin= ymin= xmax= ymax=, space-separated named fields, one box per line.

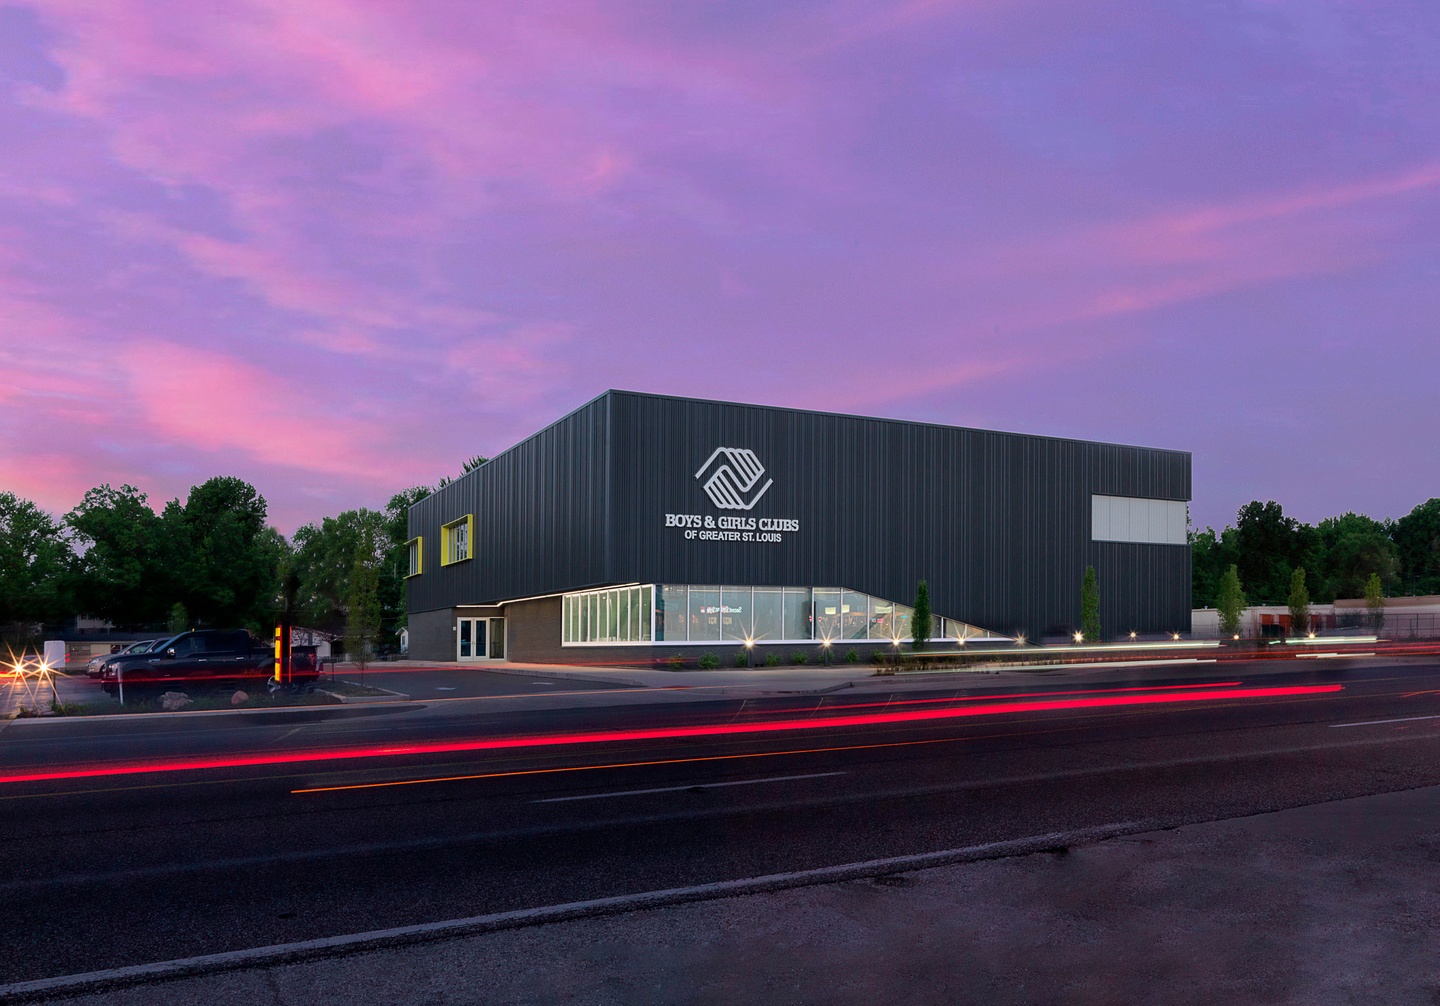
xmin=871 ymin=599 xmax=893 ymax=640
xmin=658 ymin=585 xmax=686 ymax=641
xmin=784 ymin=588 xmax=812 ymax=640
xmin=562 ymin=584 xmax=993 ymax=646
xmin=689 ymin=586 xmax=721 ymax=641
xmin=721 ymin=586 xmax=750 ymax=641
xmin=842 ymin=590 xmax=868 ymax=640
xmin=813 ymin=588 xmax=841 ymax=641
xmin=753 ymin=589 xmax=783 ymax=641
xmin=892 ymin=603 xmax=914 ymax=642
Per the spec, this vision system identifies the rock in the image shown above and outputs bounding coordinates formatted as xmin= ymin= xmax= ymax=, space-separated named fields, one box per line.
xmin=159 ymin=691 xmax=193 ymax=712
xmin=231 ymin=690 xmax=249 ymax=706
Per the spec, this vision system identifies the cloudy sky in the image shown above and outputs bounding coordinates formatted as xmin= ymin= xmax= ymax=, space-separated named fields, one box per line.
xmin=2 ymin=1 xmax=1436 ymax=533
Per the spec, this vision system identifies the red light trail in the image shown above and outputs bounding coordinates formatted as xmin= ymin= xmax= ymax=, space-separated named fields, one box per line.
xmin=0 ymin=681 xmax=1342 ymax=787
xmin=738 ymin=680 xmax=1244 ymax=716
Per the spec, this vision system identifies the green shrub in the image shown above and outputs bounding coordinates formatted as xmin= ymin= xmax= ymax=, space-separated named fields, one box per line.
xmin=792 ymin=651 xmax=809 ymax=665
xmin=667 ymin=654 xmax=685 ymax=670
xmin=734 ymin=649 xmax=749 ymax=667
xmin=698 ymin=651 xmax=719 ymax=669
xmin=764 ymin=652 xmax=782 ymax=666
xmin=845 ymin=648 xmax=859 ymax=663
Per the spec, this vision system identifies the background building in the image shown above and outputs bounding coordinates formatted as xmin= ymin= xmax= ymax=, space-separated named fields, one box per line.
xmin=406 ymin=391 xmax=1192 ymax=663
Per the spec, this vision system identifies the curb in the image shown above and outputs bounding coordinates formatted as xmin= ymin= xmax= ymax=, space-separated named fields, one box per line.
xmin=316 ymin=685 xmax=411 ymax=704
xmin=0 ymin=820 xmax=1149 ymax=1002
xmin=462 ymin=665 xmax=651 ymax=688
xmin=0 ymin=697 xmax=416 ymax=726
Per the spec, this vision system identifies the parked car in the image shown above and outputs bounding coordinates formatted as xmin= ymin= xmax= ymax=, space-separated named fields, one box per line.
xmin=100 ymin=629 xmax=318 ymax=698
xmin=86 ymin=638 xmax=164 ymax=678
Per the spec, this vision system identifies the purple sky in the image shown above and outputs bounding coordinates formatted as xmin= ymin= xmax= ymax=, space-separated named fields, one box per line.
xmin=3 ymin=2 xmax=1437 ymax=534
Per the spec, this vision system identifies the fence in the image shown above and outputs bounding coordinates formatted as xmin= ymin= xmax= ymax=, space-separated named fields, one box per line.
xmin=1192 ymin=611 xmax=1440 ymax=640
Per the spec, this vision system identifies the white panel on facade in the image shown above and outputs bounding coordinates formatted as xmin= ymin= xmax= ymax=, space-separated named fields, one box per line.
xmin=1091 ymin=494 xmax=1110 ymax=541
xmin=1168 ymin=501 xmax=1187 ymax=544
xmin=1091 ymin=495 xmax=1187 ymax=545
xmin=1133 ymin=498 xmax=1151 ymax=543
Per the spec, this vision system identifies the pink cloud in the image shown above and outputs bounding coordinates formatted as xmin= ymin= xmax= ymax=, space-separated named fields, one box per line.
xmin=114 ymin=340 xmax=393 ymax=480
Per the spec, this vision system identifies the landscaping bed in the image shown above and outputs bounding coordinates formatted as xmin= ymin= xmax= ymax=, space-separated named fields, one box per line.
xmin=14 ymin=689 xmax=343 ymax=717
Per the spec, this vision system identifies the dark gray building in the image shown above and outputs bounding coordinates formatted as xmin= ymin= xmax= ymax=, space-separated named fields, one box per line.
xmin=406 ymin=391 xmax=1191 ymax=664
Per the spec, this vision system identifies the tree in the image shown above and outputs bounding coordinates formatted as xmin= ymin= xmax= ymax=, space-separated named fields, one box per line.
xmin=66 ymin=484 xmax=168 ymax=625
xmin=343 ymin=532 xmax=382 ymax=671
xmin=436 ymin=455 xmax=489 ymax=488
xmin=166 ymin=477 xmax=278 ymax=629
xmin=0 ymin=492 xmax=73 ymax=629
xmin=1288 ymin=567 xmax=1311 ymax=638
xmin=382 ymin=486 xmax=433 ymax=636
xmin=1393 ymin=499 xmax=1440 ymax=596
xmin=1080 ymin=565 xmax=1101 ymax=641
xmin=166 ymin=602 xmax=189 ymax=636
xmin=1233 ymin=501 xmax=1318 ymax=605
xmin=291 ymin=508 xmax=388 ymax=635
xmin=912 ymin=580 xmax=932 ymax=651
xmin=1217 ymin=564 xmax=1247 ymax=638
xmin=1365 ymin=572 xmax=1386 ymax=635
xmin=1190 ymin=526 xmax=1227 ymax=609
xmin=1316 ymin=512 xmax=1396 ymax=601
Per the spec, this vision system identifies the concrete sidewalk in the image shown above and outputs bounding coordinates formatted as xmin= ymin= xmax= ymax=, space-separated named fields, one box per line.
xmin=374 ymin=653 xmax=1260 ymax=698
xmin=25 ymin=783 xmax=1440 ymax=1004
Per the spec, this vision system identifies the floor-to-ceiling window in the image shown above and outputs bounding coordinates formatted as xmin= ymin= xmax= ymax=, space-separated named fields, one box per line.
xmin=562 ymin=584 xmax=1005 ymax=645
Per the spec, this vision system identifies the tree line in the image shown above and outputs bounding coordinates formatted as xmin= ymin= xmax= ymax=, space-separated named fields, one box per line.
xmin=0 ymin=455 xmax=489 ymax=654
xmin=1192 ymin=498 xmax=1440 ymax=609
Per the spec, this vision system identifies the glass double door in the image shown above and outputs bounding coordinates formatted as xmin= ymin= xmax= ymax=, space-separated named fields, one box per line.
xmin=457 ymin=617 xmax=505 ymax=661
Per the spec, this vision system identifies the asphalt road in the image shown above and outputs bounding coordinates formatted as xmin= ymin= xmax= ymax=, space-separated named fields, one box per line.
xmin=5 ymin=657 xmax=1440 ymax=987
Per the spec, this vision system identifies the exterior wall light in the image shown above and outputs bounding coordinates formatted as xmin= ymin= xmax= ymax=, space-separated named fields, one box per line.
xmin=1129 ymin=631 xmax=1137 ymax=640
xmin=744 ymin=639 xmax=754 ymax=649
xmin=1172 ymin=633 xmax=1181 ymax=641
xmin=1015 ymin=635 xmax=1025 ymax=645
xmin=822 ymin=639 xmax=831 ymax=647
xmin=1073 ymin=632 xmax=1084 ymax=643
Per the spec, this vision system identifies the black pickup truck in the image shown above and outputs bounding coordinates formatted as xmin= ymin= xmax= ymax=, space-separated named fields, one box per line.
xmin=100 ymin=629 xmax=318 ymax=698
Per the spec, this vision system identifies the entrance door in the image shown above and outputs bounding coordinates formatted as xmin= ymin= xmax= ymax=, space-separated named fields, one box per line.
xmin=457 ymin=617 xmax=505 ymax=661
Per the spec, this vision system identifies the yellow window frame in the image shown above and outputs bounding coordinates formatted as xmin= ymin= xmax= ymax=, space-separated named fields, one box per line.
xmin=440 ymin=514 xmax=474 ymax=566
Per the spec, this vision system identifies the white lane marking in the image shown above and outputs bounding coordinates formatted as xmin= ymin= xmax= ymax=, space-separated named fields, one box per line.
xmin=434 ymin=687 xmax=457 ymax=691
xmin=1331 ymin=714 xmax=1440 ymax=729
xmin=268 ymin=726 xmax=305 ymax=747
xmin=0 ymin=821 xmax=1146 ymax=999
xmin=531 ymin=771 xmax=846 ymax=804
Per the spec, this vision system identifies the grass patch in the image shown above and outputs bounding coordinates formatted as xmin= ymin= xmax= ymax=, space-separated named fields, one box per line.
xmin=47 ymin=689 xmax=343 ymax=716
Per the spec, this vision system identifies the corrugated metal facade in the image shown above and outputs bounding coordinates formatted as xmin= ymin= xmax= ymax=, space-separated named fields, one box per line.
xmin=408 ymin=391 xmax=1191 ymax=653
xmin=405 ymin=396 xmax=611 ymax=613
